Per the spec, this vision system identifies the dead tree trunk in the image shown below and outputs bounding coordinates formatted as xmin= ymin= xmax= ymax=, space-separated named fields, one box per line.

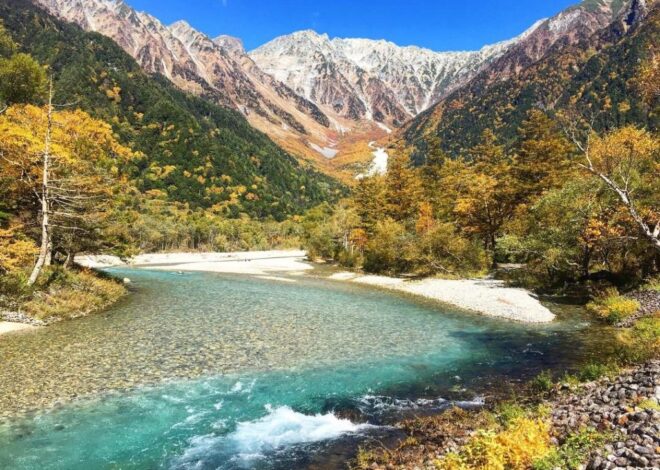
xmin=28 ymin=78 xmax=54 ymax=286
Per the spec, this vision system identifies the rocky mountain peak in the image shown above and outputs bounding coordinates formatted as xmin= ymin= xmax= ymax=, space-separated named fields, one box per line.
xmin=214 ymin=35 xmax=245 ymax=55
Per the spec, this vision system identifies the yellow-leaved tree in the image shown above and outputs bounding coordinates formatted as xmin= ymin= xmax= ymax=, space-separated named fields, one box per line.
xmin=576 ymin=126 xmax=659 ymax=253
xmin=0 ymin=99 xmax=134 ymax=284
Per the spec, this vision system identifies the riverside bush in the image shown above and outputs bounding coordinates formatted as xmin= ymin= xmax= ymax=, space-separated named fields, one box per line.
xmin=529 ymin=370 xmax=554 ymax=394
xmin=586 ymin=288 xmax=640 ymax=324
xmin=436 ymin=416 xmax=552 ymax=470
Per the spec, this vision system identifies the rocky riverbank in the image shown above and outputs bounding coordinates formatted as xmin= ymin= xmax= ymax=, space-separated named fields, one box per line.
xmin=356 ymin=360 xmax=659 ymax=469
xmin=1 ymin=310 xmax=49 ymax=326
xmin=617 ymin=289 xmax=660 ymax=327
xmin=552 ymin=361 xmax=659 ymax=469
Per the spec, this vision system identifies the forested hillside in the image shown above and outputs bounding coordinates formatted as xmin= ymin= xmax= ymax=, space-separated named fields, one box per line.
xmin=306 ymin=2 xmax=658 ymax=293
xmin=0 ymin=0 xmax=343 ymax=220
xmin=403 ymin=0 xmax=658 ymax=159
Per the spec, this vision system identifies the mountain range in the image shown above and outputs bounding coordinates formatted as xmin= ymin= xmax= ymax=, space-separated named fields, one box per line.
xmin=28 ymin=1 xmax=620 ymax=168
xmin=404 ymin=0 xmax=656 ymax=158
xmin=24 ymin=0 xmax=658 ymax=179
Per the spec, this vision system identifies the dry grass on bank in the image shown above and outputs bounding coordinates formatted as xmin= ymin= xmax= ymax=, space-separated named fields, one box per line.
xmin=21 ymin=267 xmax=126 ymax=321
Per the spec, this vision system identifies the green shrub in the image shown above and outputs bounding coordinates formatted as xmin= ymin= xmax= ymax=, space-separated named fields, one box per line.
xmin=532 ymin=429 xmax=611 ymax=470
xmin=586 ymin=288 xmax=640 ymax=324
xmin=0 ymin=270 xmax=31 ymax=301
xmin=529 ymin=370 xmax=554 ymax=395
xmin=493 ymin=402 xmax=527 ymax=426
xmin=615 ymin=317 xmax=660 ymax=363
xmin=337 ymin=249 xmax=362 ymax=269
xmin=576 ymin=362 xmax=620 ymax=382
xmin=560 ymin=362 xmax=619 ymax=388
xmin=363 ymin=218 xmax=413 ymax=274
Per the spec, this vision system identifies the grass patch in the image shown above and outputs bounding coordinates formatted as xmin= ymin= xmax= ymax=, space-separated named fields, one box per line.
xmin=21 ymin=267 xmax=126 ymax=321
xmin=641 ymin=276 xmax=660 ymax=292
xmin=636 ymin=398 xmax=659 ymax=411
xmin=615 ymin=316 xmax=660 ymax=363
xmin=586 ymin=288 xmax=640 ymax=324
xmin=532 ymin=429 xmax=612 ymax=470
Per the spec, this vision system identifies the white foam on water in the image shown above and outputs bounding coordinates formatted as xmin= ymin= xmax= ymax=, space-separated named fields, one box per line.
xmin=231 ymin=405 xmax=372 ymax=455
xmin=174 ymin=433 xmax=222 ymax=467
xmin=356 ymin=394 xmax=485 ymax=415
xmin=357 ymin=395 xmax=447 ymax=414
xmin=172 ymin=406 xmax=373 ymax=468
xmin=229 ymin=378 xmax=256 ymax=395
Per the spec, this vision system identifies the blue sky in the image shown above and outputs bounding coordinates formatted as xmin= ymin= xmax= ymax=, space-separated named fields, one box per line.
xmin=128 ymin=0 xmax=579 ymax=51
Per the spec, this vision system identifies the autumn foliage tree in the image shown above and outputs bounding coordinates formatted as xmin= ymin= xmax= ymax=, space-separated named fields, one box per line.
xmin=384 ymin=149 xmax=422 ymax=224
xmin=0 ymin=21 xmax=46 ymax=108
xmin=0 ymin=103 xmax=134 ymax=283
xmin=581 ymin=127 xmax=659 ymax=252
xmin=512 ymin=110 xmax=574 ymax=201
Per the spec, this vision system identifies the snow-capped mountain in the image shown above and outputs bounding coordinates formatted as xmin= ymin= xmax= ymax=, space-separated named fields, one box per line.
xmin=249 ymin=31 xmax=527 ymax=126
xmin=250 ymin=0 xmax=633 ymax=128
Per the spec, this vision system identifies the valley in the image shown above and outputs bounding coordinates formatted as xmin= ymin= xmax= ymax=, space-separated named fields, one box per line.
xmin=0 ymin=0 xmax=657 ymax=469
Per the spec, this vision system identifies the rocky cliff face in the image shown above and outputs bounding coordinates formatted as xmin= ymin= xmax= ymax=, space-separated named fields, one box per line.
xmin=249 ymin=30 xmax=525 ymax=127
xmin=476 ymin=0 xmax=633 ymax=81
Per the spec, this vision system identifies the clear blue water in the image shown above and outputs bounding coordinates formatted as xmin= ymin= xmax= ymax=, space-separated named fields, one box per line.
xmin=0 ymin=269 xmax=604 ymax=469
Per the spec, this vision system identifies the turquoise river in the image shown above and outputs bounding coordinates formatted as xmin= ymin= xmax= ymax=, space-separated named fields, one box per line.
xmin=0 ymin=268 xmax=610 ymax=469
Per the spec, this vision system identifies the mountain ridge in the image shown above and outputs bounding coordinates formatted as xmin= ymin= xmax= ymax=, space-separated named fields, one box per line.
xmin=401 ymin=0 xmax=657 ymax=158
xmin=28 ymin=0 xmax=646 ymax=178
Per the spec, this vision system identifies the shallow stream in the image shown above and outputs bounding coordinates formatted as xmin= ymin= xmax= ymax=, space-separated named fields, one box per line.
xmin=0 ymin=268 xmax=609 ymax=469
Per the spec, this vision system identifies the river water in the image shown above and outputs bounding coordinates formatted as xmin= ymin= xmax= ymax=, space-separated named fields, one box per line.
xmin=0 ymin=268 xmax=608 ymax=469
